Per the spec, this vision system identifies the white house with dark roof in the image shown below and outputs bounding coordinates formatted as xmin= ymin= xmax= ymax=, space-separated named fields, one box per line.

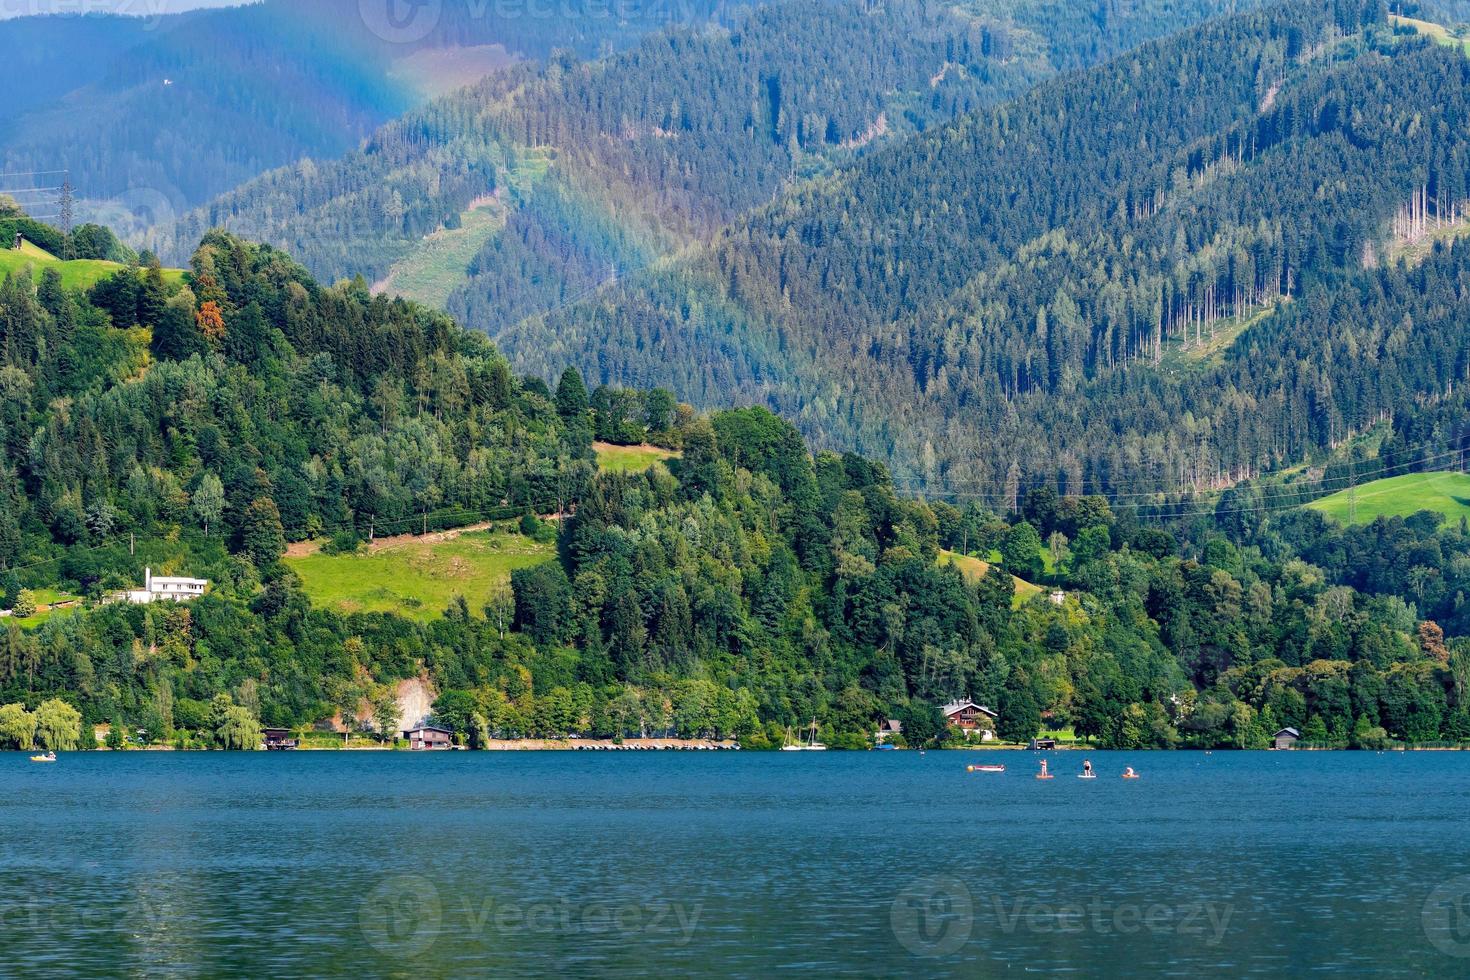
xmin=112 ymin=567 xmax=208 ymax=605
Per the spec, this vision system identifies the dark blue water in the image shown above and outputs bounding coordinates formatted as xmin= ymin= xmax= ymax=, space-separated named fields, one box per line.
xmin=2 ymin=750 xmax=1468 ymax=976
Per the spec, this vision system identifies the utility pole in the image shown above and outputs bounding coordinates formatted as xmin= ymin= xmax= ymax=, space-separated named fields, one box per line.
xmin=1348 ymin=457 xmax=1357 ymax=525
xmin=59 ymin=173 xmax=72 ymax=237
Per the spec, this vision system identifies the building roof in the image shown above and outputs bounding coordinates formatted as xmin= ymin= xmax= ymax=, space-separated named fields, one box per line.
xmin=1275 ymin=727 xmax=1301 ymax=738
xmin=403 ymin=725 xmax=454 ymax=735
xmin=940 ymin=700 xmax=998 ymax=718
xmin=151 ymin=577 xmax=209 ymax=587
xmin=879 ymin=719 xmax=902 ymax=733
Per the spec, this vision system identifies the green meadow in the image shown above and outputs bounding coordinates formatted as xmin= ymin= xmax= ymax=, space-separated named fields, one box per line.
xmin=1308 ymin=471 xmax=1470 ymax=526
xmin=939 ymin=550 xmax=1044 ymax=607
xmin=594 ymin=442 xmax=679 ymax=474
xmin=0 ymin=240 xmax=185 ymax=292
xmin=284 ymin=531 xmax=553 ymax=623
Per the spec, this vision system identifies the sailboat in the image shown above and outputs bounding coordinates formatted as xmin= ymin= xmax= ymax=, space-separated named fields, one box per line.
xmin=780 ymin=720 xmax=827 ymax=751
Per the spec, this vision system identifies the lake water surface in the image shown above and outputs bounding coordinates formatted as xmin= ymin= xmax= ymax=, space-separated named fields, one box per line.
xmin=2 ymin=750 xmax=1468 ymax=976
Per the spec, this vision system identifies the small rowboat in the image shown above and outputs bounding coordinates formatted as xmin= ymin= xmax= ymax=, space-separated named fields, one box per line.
xmin=966 ymin=764 xmax=1006 ymax=773
xmin=29 ymin=752 xmax=56 ymax=763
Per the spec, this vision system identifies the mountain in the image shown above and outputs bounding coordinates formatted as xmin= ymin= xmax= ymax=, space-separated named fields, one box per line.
xmin=493 ymin=0 xmax=1470 ymax=501
xmin=0 ymin=0 xmax=745 ymax=232
xmin=151 ymin=0 xmax=1271 ymax=323
xmin=1 ymin=220 xmax=1468 ymax=751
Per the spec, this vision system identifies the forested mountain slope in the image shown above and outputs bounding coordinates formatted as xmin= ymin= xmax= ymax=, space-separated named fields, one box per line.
xmin=154 ymin=0 xmax=1268 ymax=325
xmin=0 ymin=0 xmax=743 ymax=226
xmin=2 ymin=220 xmax=1469 ymax=751
xmin=499 ymin=0 xmax=1470 ymax=501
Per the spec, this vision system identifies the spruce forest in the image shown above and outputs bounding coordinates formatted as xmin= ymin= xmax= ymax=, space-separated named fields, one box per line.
xmin=0 ymin=214 xmax=1465 ymax=751
xmin=1 ymin=0 xmax=1469 ymax=752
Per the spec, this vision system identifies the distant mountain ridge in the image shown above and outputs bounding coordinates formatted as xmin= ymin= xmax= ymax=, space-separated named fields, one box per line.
xmin=498 ymin=0 xmax=1470 ymax=502
xmin=0 ymin=0 xmax=748 ymax=231
xmin=151 ymin=0 xmax=1275 ymax=317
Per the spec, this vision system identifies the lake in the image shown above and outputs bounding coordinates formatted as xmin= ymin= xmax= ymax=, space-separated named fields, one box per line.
xmin=2 ymin=750 xmax=1468 ymax=976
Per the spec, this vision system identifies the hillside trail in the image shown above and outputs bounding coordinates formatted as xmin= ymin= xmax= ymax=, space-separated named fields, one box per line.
xmin=285 ymin=521 xmax=497 ymax=558
xmin=285 ymin=514 xmax=563 ymax=558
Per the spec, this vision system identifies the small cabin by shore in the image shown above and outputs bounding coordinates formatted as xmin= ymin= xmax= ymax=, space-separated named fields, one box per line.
xmin=403 ymin=724 xmax=454 ymax=750
xmin=1273 ymin=727 xmax=1301 ymax=750
xmin=262 ymin=728 xmax=298 ymax=751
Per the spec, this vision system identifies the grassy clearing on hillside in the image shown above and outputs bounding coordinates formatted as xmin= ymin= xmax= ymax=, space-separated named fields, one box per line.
xmin=0 ymin=243 xmax=185 ymax=292
xmin=594 ymin=442 xmax=679 ymax=474
xmin=1158 ymin=301 xmax=1285 ymax=371
xmin=1308 ymin=471 xmax=1470 ymax=526
xmin=939 ymin=550 xmax=1044 ymax=607
xmin=984 ymin=545 xmax=1059 ymax=576
xmin=13 ymin=588 xmax=83 ymax=628
xmin=374 ymin=149 xmax=552 ymax=309
xmin=374 ymin=198 xmax=508 ymax=308
xmin=1391 ymin=14 xmax=1470 ymax=55
xmin=1383 ymin=214 xmax=1470 ymax=267
xmin=388 ymin=43 xmax=519 ymax=98
xmin=285 ymin=530 xmax=553 ymax=622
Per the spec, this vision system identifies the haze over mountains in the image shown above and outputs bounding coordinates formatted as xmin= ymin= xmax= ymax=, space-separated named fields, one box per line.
xmin=11 ymin=0 xmax=1470 ymax=503
xmin=152 ymin=0 xmax=1272 ymax=286
xmin=0 ymin=0 xmax=745 ymax=229
xmin=512 ymin=0 xmax=1464 ymax=498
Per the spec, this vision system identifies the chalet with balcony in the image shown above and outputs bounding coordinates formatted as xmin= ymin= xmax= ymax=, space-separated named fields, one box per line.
xmin=941 ymin=700 xmax=998 ymax=738
xmin=402 ymin=724 xmax=454 ymax=750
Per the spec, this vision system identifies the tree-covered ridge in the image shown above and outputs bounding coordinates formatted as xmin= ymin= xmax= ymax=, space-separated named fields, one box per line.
xmin=1 ymin=226 xmax=1468 ymax=751
xmin=155 ymin=0 xmax=1268 ymax=330
xmin=496 ymin=0 xmax=1470 ymax=502
xmin=2 ymin=230 xmax=601 ymax=591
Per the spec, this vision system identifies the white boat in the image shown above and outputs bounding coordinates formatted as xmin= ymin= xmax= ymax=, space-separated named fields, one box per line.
xmin=780 ymin=721 xmax=827 ymax=751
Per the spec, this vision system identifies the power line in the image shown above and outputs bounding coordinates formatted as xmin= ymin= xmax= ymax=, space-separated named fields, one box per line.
xmin=893 ymin=445 xmax=1465 ymax=505
xmin=897 ymin=445 xmax=1469 ymax=523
